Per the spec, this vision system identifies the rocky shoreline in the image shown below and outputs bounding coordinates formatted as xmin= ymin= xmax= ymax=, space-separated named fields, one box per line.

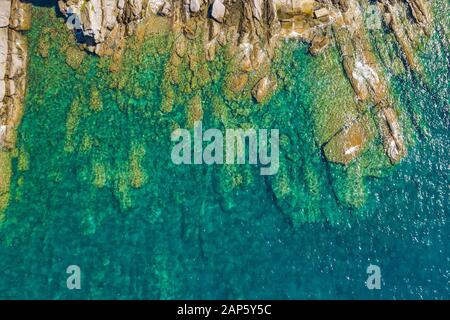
xmin=0 ymin=0 xmax=434 ymax=215
xmin=0 ymin=0 xmax=30 ymax=150
xmin=0 ymin=0 xmax=31 ymax=216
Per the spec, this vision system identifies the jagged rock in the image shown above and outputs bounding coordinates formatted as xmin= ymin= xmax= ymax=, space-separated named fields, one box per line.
xmin=407 ymin=0 xmax=432 ymax=30
xmin=382 ymin=0 xmax=420 ymax=72
xmin=252 ymin=0 xmax=264 ymax=21
xmin=190 ymin=0 xmax=201 ymax=13
xmin=58 ymin=0 xmax=167 ymax=55
xmin=159 ymin=1 xmax=172 ymax=16
xmin=2 ymin=29 xmax=27 ymax=149
xmin=378 ymin=107 xmax=406 ymax=163
xmin=205 ymin=40 xmax=217 ymax=61
xmin=208 ymin=19 xmax=221 ymax=40
xmin=7 ymin=29 xmax=27 ymax=79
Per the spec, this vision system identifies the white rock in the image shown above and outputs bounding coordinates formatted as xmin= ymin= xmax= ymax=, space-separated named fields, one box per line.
xmin=314 ymin=8 xmax=330 ymax=19
xmin=159 ymin=1 xmax=172 ymax=16
xmin=190 ymin=0 xmax=201 ymax=13
xmin=0 ymin=27 xmax=8 ymax=81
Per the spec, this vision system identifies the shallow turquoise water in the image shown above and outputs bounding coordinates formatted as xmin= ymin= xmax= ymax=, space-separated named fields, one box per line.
xmin=0 ymin=5 xmax=448 ymax=299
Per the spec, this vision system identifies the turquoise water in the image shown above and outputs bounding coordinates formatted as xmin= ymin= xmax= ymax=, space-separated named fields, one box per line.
xmin=0 ymin=5 xmax=448 ymax=299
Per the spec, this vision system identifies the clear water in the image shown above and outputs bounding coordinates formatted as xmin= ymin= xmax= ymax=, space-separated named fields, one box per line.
xmin=0 ymin=4 xmax=448 ymax=299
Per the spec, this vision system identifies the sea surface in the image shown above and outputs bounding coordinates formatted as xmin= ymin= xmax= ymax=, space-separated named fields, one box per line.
xmin=0 ymin=3 xmax=448 ymax=299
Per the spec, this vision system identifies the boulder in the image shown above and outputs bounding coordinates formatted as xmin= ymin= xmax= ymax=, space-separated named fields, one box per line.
xmin=323 ymin=115 xmax=375 ymax=165
xmin=252 ymin=76 xmax=277 ymax=103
